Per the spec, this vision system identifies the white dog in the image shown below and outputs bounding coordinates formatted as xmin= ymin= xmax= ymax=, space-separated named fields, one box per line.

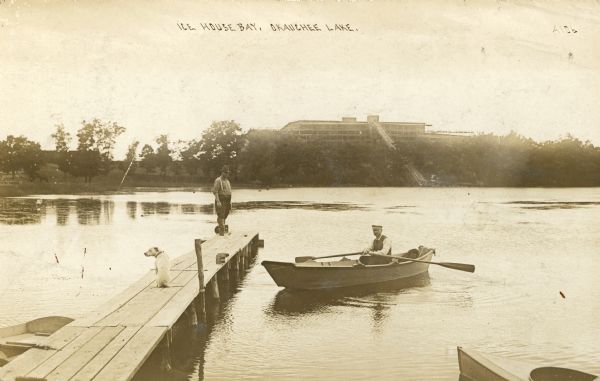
xmin=144 ymin=247 xmax=170 ymax=287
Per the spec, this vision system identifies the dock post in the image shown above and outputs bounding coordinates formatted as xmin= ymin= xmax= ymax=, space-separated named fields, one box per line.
xmin=229 ymin=254 xmax=239 ymax=282
xmin=221 ymin=262 xmax=230 ymax=283
xmin=244 ymin=246 xmax=250 ymax=269
xmin=229 ymin=255 xmax=238 ymax=280
xmin=194 ymin=239 xmax=207 ymax=323
xmin=210 ymin=277 xmax=220 ymax=299
xmin=187 ymin=304 xmax=198 ymax=327
xmin=160 ymin=329 xmax=173 ymax=372
xmin=239 ymin=251 xmax=245 ymax=274
xmin=253 ymin=238 xmax=262 ymax=256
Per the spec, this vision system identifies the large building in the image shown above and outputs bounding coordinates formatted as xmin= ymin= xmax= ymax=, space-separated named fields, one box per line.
xmin=281 ymin=115 xmax=427 ymax=146
xmin=281 ymin=115 xmax=473 ymax=148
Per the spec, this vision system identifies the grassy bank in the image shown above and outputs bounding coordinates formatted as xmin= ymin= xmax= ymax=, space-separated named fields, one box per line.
xmin=0 ymin=179 xmax=220 ymax=197
xmin=0 ymin=163 xmax=218 ymax=197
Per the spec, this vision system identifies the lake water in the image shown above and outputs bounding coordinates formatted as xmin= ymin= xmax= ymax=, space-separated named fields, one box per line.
xmin=1 ymin=187 xmax=599 ymax=380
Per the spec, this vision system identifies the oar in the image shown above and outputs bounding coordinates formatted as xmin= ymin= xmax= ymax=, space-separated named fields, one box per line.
xmin=370 ymin=252 xmax=475 ymax=273
xmin=295 ymin=252 xmax=363 ymax=263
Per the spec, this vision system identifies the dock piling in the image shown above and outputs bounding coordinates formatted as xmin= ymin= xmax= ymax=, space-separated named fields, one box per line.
xmin=221 ymin=262 xmax=230 ymax=283
xmin=160 ymin=329 xmax=173 ymax=373
xmin=209 ymin=277 xmax=220 ymax=300
xmin=194 ymin=239 xmax=207 ymax=323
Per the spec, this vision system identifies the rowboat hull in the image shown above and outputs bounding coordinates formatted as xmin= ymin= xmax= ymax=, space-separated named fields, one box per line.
xmin=0 ymin=316 xmax=73 ymax=366
xmin=262 ymin=247 xmax=434 ymax=290
xmin=457 ymin=346 xmax=598 ymax=381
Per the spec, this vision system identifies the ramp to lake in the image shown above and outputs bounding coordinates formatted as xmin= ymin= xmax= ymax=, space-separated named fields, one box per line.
xmin=0 ymin=231 xmax=260 ymax=381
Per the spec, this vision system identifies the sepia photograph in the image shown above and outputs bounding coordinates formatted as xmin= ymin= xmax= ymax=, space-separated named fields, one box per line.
xmin=1 ymin=1 xmax=599 ymax=380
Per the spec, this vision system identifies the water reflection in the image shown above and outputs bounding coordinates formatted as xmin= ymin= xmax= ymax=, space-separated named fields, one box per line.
xmin=55 ymin=199 xmax=71 ymax=225
xmin=140 ymin=202 xmax=159 ymax=216
xmin=181 ymin=204 xmax=209 ymax=214
xmin=268 ymin=274 xmax=431 ymax=317
xmin=235 ymin=200 xmax=366 ymax=211
xmin=0 ymin=198 xmax=45 ymax=225
xmin=0 ymin=198 xmax=365 ymax=225
xmin=139 ymin=202 xmax=179 ymax=216
xmin=126 ymin=201 xmax=137 ymax=219
xmin=102 ymin=200 xmax=114 ymax=224
xmin=76 ymin=199 xmax=103 ymax=225
xmin=505 ymin=201 xmax=600 ymax=210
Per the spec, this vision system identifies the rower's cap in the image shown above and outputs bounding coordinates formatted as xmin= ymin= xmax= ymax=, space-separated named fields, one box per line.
xmin=372 ymin=224 xmax=383 ymax=228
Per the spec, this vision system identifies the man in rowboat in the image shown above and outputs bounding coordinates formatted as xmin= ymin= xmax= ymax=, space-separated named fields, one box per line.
xmin=361 ymin=224 xmax=393 ymax=264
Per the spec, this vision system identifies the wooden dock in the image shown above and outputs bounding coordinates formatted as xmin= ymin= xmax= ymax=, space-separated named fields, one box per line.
xmin=0 ymin=231 xmax=261 ymax=381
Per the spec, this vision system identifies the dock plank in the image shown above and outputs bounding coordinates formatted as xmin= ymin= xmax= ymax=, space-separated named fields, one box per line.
xmin=172 ymin=232 xmax=253 ymax=271
xmin=70 ymin=327 xmax=141 ymax=381
xmin=146 ymin=277 xmax=198 ymax=327
xmin=119 ymin=288 xmax=180 ymax=327
xmin=91 ymin=326 xmax=165 ymax=381
xmin=45 ymin=326 xmax=124 ymax=381
xmin=0 ymin=326 xmax=85 ymax=381
xmin=95 ymin=287 xmax=179 ymax=327
xmin=167 ymin=269 xmax=198 ymax=287
xmin=71 ymin=273 xmax=156 ymax=327
xmin=26 ymin=327 xmax=103 ymax=380
xmin=73 ymin=266 xmax=193 ymax=327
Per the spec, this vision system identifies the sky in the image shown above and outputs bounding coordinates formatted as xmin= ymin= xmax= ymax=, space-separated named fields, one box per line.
xmin=1 ymin=0 xmax=600 ymax=158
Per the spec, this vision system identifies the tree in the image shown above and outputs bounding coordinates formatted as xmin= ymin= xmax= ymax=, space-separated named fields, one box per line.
xmin=154 ymin=134 xmax=172 ymax=177
xmin=0 ymin=135 xmax=22 ymax=178
xmin=20 ymin=140 xmax=44 ymax=180
xmin=70 ymin=119 xmax=126 ymax=182
xmin=180 ymin=139 xmax=202 ymax=175
xmin=236 ymin=130 xmax=282 ymax=185
xmin=68 ymin=150 xmax=101 ymax=183
xmin=120 ymin=140 xmax=140 ymax=172
xmin=139 ymin=144 xmax=157 ymax=173
xmin=0 ymin=135 xmax=44 ymax=180
xmin=76 ymin=119 xmax=125 ymax=161
xmin=198 ymin=120 xmax=242 ymax=177
xmin=51 ymin=124 xmax=72 ymax=152
xmin=51 ymin=124 xmax=72 ymax=174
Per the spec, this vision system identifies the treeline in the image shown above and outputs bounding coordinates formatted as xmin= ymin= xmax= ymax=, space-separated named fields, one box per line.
xmin=397 ymin=132 xmax=600 ymax=186
xmin=234 ymin=130 xmax=600 ymax=187
xmin=1 ymin=119 xmax=600 ymax=187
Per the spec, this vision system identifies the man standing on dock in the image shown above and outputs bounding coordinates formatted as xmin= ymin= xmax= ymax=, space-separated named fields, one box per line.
xmin=213 ymin=165 xmax=232 ymax=236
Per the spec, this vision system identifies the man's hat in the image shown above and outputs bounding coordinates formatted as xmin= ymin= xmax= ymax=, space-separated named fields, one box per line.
xmin=371 ymin=224 xmax=383 ymax=228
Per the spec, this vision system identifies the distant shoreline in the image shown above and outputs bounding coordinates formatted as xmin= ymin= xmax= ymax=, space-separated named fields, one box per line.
xmin=2 ymin=181 xmax=598 ymax=198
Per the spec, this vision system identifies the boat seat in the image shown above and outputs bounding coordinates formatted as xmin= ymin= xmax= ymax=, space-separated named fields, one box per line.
xmin=0 ymin=333 xmax=51 ymax=350
xmin=359 ymin=255 xmax=393 ymax=266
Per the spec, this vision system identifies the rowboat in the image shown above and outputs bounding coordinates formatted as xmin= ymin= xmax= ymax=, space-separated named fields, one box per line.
xmin=0 ymin=316 xmax=73 ymax=366
xmin=262 ymin=246 xmax=435 ymax=290
xmin=457 ymin=346 xmax=598 ymax=381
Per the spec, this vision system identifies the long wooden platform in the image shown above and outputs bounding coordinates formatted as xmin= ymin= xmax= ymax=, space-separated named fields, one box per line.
xmin=0 ymin=231 xmax=260 ymax=381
